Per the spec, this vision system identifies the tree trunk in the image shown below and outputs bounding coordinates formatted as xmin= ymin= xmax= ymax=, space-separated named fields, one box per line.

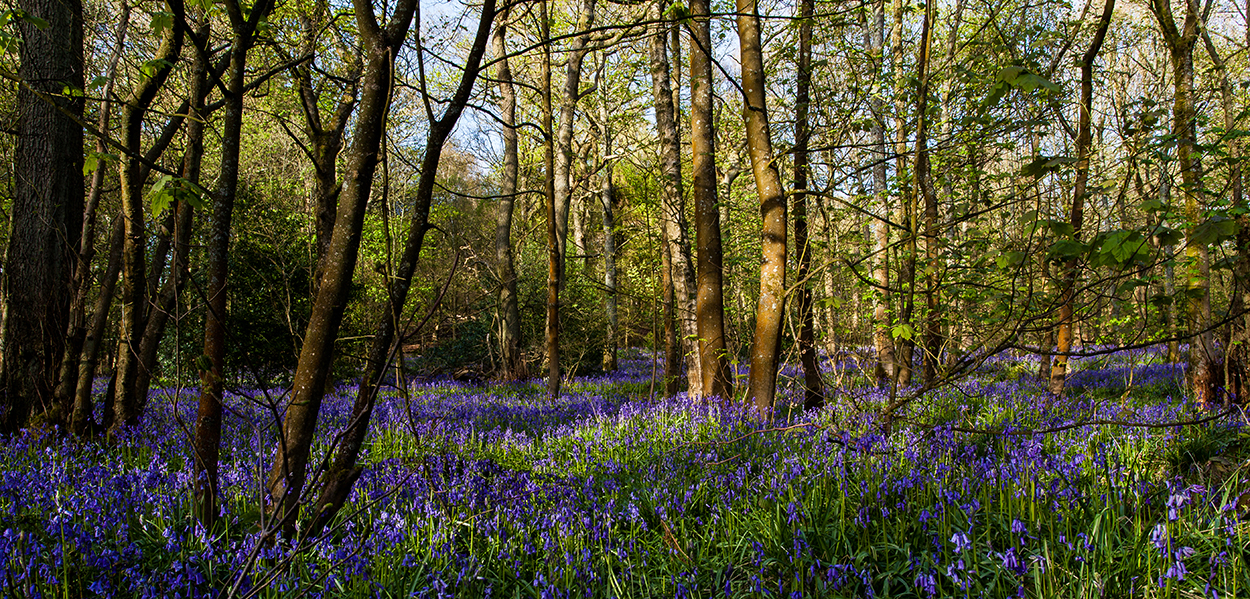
xmin=134 ymin=32 xmax=209 ymax=407
xmin=1049 ymin=0 xmax=1114 ymax=397
xmin=1150 ymin=0 xmax=1219 ymax=407
xmin=598 ymin=64 xmax=619 ymax=372
xmin=891 ymin=0 xmax=915 ymax=388
xmin=110 ymin=0 xmax=185 ymax=431
xmin=56 ymin=2 xmax=130 ymax=419
xmin=0 ymin=0 xmax=84 ymax=432
xmin=195 ymin=0 xmax=274 ymax=528
xmin=302 ymin=0 xmax=494 ymax=537
xmin=793 ymin=0 xmax=823 ymax=410
xmin=867 ymin=1 xmax=895 ymax=388
xmin=914 ymin=0 xmax=939 ymax=386
xmin=493 ymin=7 xmax=525 ymax=381
xmin=650 ymin=0 xmax=700 ymax=396
xmin=689 ymin=0 xmax=732 ymax=399
xmin=69 ymin=221 xmax=124 ymax=435
xmin=542 ymin=0 xmax=561 ymax=399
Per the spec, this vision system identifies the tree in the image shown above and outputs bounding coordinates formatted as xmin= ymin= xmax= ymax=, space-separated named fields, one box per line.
xmin=1149 ymin=0 xmax=1220 ymax=407
xmin=738 ymin=0 xmax=788 ymax=413
xmin=0 ymin=0 xmax=84 ymax=432
xmin=649 ymin=0 xmax=699 ymax=396
xmin=493 ymin=6 xmax=525 ymax=381
xmin=689 ymin=0 xmax=731 ymax=399
xmin=195 ymin=0 xmax=277 ymax=526
xmin=1048 ymin=0 xmax=1114 ymax=397
xmin=793 ymin=0 xmax=824 ymax=409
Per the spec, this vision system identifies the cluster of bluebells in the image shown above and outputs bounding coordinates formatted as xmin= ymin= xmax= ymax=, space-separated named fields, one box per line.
xmin=0 ymin=347 xmax=1246 ymax=597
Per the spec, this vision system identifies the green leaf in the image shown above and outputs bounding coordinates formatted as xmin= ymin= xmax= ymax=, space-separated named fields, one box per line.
xmin=140 ymin=58 xmax=173 ymax=79
xmin=1154 ymin=226 xmax=1183 ymax=247
xmin=149 ymin=175 xmax=174 ymax=215
xmin=995 ymin=250 xmax=1025 ymax=270
xmin=0 ymin=31 xmax=18 ymax=54
xmin=1021 ymin=155 xmax=1075 ymax=178
xmin=1191 ymin=215 xmax=1237 ymax=247
xmin=1047 ymin=239 xmax=1088 ymax=260
xmin=1097 ymin=229 xmax=1146 ymax=264
xmin=88 ymin=75 xmax=110 ymax=90
xmin=890 ymin=323 xmax=915 ymax=341
xmin=149 ymin=10 xmax=173 ymax=37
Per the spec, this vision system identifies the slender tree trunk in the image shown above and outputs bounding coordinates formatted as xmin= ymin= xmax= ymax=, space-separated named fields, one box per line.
xmin=56 ymin=3 xmax=130 ymax=418
xmin=110 ymin=1 xmax=185 ymax=431
xmin=1202 ymin=18 xmax=1248 ymax=403
xmin=303 ymin=0 xmax=494 ymax=537
xmin=70 ymin=221 xmax=124 ymax=435
xmin=135 ymin=34 xmax=209 ymax=407
xmin=553 ymin=0 xmax=596 ymax=286
xmin=493 ymin=7 xmax=524 ymax=381
xmin=0 ymin=0 xmax=84 ymax=432
xmin=195 ymin=0 xmax=274 ymax=528
xmin=793 ymin=0 xmax=823 ymax=409
xmin=267 ymin=0 xmax=419 ymax=536
xmin=914 ymin=0 xmax=939 ymax=385
xmin=598 ymin=66 xmax=619 ymax=372
xmin=543 ymin=0 xmax=561 ymax=399
xmin=689 ymin=0 xmax=732 ymax=399
xmin=891 ymin=0 xmax=915 ymax=388
xmin=867 ymin=1 xmax=895 ymax=388
xmin=1050 ymin=0 xmax=1114 ymax=397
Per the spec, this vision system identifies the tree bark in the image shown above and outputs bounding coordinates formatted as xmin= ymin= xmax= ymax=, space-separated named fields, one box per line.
xmin=0 ymin=0 xmax=84 ymax=432
xmin=56 ymin=2 xmax=130 ymax=419
xmin=793 ymin=0 xmax=823 ymax=409
xmin=540 ymin=0 xmax=561 ymax=399
xmin=110 ymin=0 xmax=185 ymax=432
xmin=1049 ymin=0 xmax=1114 ymax=397
xmin=1200 ymin=15 xmax=1248 ymax=404
xmin=493 ymin=7 xmax=525 ymax=381
xmin=69 ymin=221 xmax=123 ymax=435
xmin=598 ymin=60 xmax=619 ymax=372
xmin=1150 ymin=0 xmax=1220 ymax=407
xmin=689 ymin=0 xmax=732 ymax=399
xmin=195 ymin=0 xmax=274 ymax=528
xmin=301 ymin=0 xmax=494 ymax=538
xmin=867 ymin=1 xmax=895 ymax=388
xmin=891 ymin=0 xmax=916 ymax=388
xmin=650 ymin=0 xmax=700 ymax=396
xmin=134 ymin=30 xmax=210 ymax=408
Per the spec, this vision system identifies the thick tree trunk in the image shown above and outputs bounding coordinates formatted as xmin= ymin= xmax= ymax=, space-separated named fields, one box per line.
xmin=1150 ymin=0 xmax=1219 ymax=407
xmin=302 ymin=0 xmax=493 ymax=537
xmin=0 ymin=0 xmax=84 ymax=432
xmin=689 ymin=0 xmax=732 ymax=399
xmin=493 ymin=8 xmax=525 ymax=381
xmin=110 ymin=2 xmax=185 ymax=431
xmin=649 ymin=0 xmax=700 ymax=396
xmin=1049 ymin=0 xmax=1114 ymax=397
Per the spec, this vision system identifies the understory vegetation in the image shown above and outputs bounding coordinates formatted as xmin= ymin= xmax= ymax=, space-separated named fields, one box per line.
xmin=2 ymin=348 xmax=1246 ymax=598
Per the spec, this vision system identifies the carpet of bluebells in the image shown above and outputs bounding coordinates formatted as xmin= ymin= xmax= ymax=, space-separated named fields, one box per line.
xmin=2 ymin=347 xmax=1248 ymax=598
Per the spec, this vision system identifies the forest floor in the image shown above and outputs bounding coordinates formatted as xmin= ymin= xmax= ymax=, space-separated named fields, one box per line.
xmin=1 ymin=347 xmax=1248 ymax=598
